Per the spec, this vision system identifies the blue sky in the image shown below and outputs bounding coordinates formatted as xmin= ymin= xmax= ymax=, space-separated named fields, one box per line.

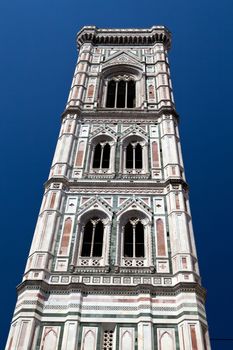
xmin=0 ymin=1 xmax=233 ymax=349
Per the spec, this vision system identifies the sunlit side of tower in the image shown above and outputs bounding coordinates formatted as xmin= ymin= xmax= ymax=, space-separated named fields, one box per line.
xmin=6 ymin=26 xmax=211 ymax=350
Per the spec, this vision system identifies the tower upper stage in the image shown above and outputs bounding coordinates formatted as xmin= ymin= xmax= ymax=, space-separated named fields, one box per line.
xmin=77 ymin=26 xmax=171 ymax=49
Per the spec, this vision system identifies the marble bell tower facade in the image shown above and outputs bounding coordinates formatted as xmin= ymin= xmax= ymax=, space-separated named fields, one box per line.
xmin=6 ymin=26 xmax=211 ymax=350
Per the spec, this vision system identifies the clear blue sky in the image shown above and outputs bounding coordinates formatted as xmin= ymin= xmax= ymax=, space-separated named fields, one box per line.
xmin=0 ymin=1 xmax=232 ymax=349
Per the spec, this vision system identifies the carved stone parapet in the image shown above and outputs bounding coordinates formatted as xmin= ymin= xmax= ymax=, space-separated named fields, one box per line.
xmin=77 ymin=26 xmax=171 ymax=49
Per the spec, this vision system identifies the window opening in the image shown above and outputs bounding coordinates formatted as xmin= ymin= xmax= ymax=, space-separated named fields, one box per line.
xmin=127 ymin=80 xmax=135 ymax=107
xmin=117 ymin=81 xmax=126 ymax=108
xmin=106 ymin=81 xmax=116 ymax=108
xmin=126 ymin=142 xmax=142 ymax=169
xmin=124 ymin=221 xmax=133 ymax=257
xmin=135 ymin=143 xmax=142 ymax=168
xmin=124 ymin=218 xmax=145 ymax=258
xmin=81 ymin=218 xmax=103 ymax=257
xmin=93 ymin=144 xmax=101 ymax=168
xmin=93 ymin=143 xmax=110 ymax=169
xmin=92 ymin=221 xmax=104 ymax=256
xmin=135 ymin=221 xmax=144 ymax=257
xmin=126 ymin=143 xmax=134 ymax=169
xmin=102 ymin=143 xmax=110 ymax=168
xmin=81 ymin=220 xmax=93 ymax=256
xmin=106 ymin=79 xmax=135 ymax=108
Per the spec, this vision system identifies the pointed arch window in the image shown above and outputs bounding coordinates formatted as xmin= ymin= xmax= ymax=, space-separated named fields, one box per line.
xmin=126 ymin=142 xmax=142 ymax=169
xmin=92 ymin=142 xmax=110 ymax=169
xmin=123 ymin=218 xmax=145 ymax=258
xmin=81 ymin=218 xmax=104 ymax=257
xmin=106 ymin=79 xmax=135 ymax=108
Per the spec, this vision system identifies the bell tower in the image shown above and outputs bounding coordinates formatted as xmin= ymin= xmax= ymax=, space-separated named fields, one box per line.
xmin=6 ymin=26 xmax=211 ymax=350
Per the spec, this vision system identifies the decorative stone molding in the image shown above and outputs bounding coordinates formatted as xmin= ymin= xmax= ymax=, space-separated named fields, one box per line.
xmin=77 ymin=26 xmax=171 ymax=49
xmin=61 ymin=106 xmax=179 ymax=122
xmin=17 ymin=279 xmax=207 ymax=299
xmin=102 ymin=52 xmax=143 ymax=72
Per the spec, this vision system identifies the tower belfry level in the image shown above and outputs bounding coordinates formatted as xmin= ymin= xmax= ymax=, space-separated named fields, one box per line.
xmin=6 ymin=26 xmax=211 ymax=350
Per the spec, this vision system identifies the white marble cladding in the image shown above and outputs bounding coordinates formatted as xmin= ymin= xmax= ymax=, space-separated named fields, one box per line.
xmin=48 ymin=114 xmax=185 ymax=183
xmin=48 ymin=274 xmax=198 ymax=286
xmin=9 ymin=288 xmax=208 ymax=350
xmin=13 ymin=288 xmax=206 ymax=322
xmin=6 ymin=26 xmax=211 ymax=350
xmin=26 ymin=184 xmax=197 ymax=281
xmin=66 ymin=30 xmax=174 ymax=110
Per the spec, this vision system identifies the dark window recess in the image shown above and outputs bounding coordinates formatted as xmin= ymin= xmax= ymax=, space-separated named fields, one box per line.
xmin=127 ymin=80 xmax=135 ymax=108
xmin=123 ymin=220 xmax=145 ymax=258
xmin=126 ymin=142 xmax=142 ymax=169
xmin=106 ymin=79 xmax=136 ymax=108
xmin=102 ymin=143 xmax=110 ymax=168
xmin=117 ymin=81 xmax=126 ymax=108
xmin=81 ymin=218 xmax=104 ymax=257
xmin=92 ymin=221 xmax=103 ymax=257
xmin=92 ymin=143 xmax=110 ymax=169
xmin=124 ymin=222 xmax=133 ymax=257
xmin=93 ymin=144 xmax=101 ymax=168
xmin=135 ymin=143 xmax=142 ymax=169
xmin=106 ymin=81 xmax=116 ymax=108
xmin=81 ymin=221 xmax=93 ymax=256
xmin=126 ymin=143 xmax=134 ymax=169
xmin=135 ymin=221 xmax=144 ymax=257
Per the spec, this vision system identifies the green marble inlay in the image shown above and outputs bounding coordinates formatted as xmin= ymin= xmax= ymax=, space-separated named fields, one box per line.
xmin=35 ymin=322 xmax=64 ymax=350
xmin=13 ymin=308 xmax=201 ymax=321
xmin=154 ymin=324 xmax=180 ymax=350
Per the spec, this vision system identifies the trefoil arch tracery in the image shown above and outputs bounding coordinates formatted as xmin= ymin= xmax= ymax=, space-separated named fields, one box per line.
xmin=87 ymin=133 xmax=116 ymax=176
xmin=72 ymin=207 xmax=112 ymax=269
xmin=99 ymin=65 xmax=143 ymax=108
xmin=106 ymin=76 xmax=136 ymax=108
xmin=119 ymin=134 xmax=149 ymax=176
xmin=115 ymin=208 xmax=153 ymax=269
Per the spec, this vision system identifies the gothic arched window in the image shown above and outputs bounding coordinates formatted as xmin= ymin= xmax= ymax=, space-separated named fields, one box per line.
xmin=126 ymin=142 xmax=142 ymax=169
xmin=124 ymin=218 xmax=145 ymax=258
xmin=81 ymin=218 xmax=104 ymax=257
xmin=92 ymin=142 xmax=110 ymax=169
xmin=106 ymin=79 xmax=135 ymax=108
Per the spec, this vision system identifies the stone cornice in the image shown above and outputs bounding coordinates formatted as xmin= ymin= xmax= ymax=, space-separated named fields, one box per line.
xmin=62 ymin=106 xmax=179 ymax=122
xmin=17 ymin=279 xmax=206 ymax=299
xmin=44 ymin=176 xmax=188 ymax=192
xmin=76 ymin=26 xmax=171 ymax=50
